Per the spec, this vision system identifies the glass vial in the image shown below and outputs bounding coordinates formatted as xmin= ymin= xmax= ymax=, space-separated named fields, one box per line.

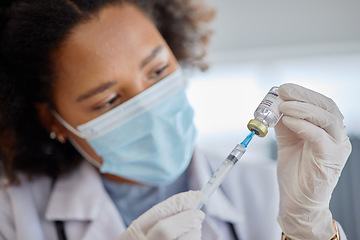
xmin=247 ymin=86 xmax=283 ymax=137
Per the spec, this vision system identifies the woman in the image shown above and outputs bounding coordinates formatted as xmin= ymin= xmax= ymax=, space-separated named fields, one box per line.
xmin=0 ymin=0 xmax=351 ymax=239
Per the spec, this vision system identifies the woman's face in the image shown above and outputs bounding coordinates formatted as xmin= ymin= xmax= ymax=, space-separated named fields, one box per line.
xmin=41 ymin=3 xmax=178 ymax=176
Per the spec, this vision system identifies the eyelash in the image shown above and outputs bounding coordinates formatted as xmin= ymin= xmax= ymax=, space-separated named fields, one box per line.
xmin=94 ymin=94 xmax=121 ymax=111
xmin=149 ymin=64 xmax=169 ymax=80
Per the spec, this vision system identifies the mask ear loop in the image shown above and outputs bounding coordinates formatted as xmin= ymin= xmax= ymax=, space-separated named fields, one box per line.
xmin=51 ymin=110 xmax=86 ymax=138
xmin=51 ymin=110 xmax=102 ymax=169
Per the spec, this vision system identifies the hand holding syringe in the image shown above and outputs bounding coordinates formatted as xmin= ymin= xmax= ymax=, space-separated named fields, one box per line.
xmin=197 ymin=131 xmax=255 ymax=209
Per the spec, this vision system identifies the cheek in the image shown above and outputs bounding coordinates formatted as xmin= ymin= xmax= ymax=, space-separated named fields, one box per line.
xmin=68 ymin=133 xmax=103 ymax=165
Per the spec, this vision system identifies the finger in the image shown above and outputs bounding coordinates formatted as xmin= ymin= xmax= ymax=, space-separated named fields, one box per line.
xmin=278 ymin=83 xmax=344 ymax=120
xmin=280 ymin=101 xmax=348 ymax=141
xmin=281 ymin=115 xmax=351 ymax=169
xmin=281 ymin=115 xmax=327 ymax=144
xmin=275 ymin=116 xmax=292 ymax=137
xmin=275 ymin=118 xmax=303 ymax=147
xmin=135 ymin=191 xmax=201 ymax=234
xmin=146 ymin=210 xmax=205 ymax=240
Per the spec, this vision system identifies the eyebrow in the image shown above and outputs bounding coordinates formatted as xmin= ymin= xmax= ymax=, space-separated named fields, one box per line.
xmin=76 ymin=81 xmax=117 ymax=102
xmin=76 ymin=46 xmax=164 ymax=102
xmin=139 ymin=45 xmax=164 ymax=69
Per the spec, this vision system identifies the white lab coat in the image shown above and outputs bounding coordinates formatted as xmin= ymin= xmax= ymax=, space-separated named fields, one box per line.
xmin=0 ymin=148 xmax=346 ymax=240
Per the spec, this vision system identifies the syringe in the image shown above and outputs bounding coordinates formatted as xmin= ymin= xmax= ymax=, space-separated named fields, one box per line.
xmin=197 ymin=131 xmax=255 ymax=209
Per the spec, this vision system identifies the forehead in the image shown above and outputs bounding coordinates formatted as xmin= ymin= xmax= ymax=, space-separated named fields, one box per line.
xmin=66 ymin=4 xmax=159 ymax=55
xmin=52 ymin=3 xmax=165 ymax=83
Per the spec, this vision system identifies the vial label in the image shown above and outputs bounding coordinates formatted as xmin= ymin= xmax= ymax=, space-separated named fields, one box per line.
xmin=248 ymin=86 xmax=284 ymax=137
xmin=259 ymin=87 xmax=283 ymax=120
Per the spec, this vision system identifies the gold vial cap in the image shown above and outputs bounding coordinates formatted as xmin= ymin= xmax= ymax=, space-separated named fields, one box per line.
xmin=247 ymin=119 xmax=268 ymax=137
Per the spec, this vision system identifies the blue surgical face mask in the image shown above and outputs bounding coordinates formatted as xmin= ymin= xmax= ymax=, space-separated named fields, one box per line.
xmin=53 ymin=69 xmax=197 ymax=185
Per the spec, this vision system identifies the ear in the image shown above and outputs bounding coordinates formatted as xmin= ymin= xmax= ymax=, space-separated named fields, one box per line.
xmin=35 ymin=103 xmax=67 ymax=143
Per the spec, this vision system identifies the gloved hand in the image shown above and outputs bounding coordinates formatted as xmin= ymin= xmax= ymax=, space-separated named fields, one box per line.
xmin=275 ymin=83 xmax=352 ymax=240
xmin=117 ymin=190 xmax=205 ymax=240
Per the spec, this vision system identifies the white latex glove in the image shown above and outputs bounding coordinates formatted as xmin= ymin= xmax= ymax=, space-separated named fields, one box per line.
xmin=117 ymin=190 xmax=204 ymax=240
xmin=275 ymin=83 xmax=351 ymax=240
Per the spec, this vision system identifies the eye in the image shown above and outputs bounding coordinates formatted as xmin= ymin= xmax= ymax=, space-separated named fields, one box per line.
xmin=148 ymin=64 xmax=169 ymax=81
xmin=93 ymin=94 xmax=121 ymax=111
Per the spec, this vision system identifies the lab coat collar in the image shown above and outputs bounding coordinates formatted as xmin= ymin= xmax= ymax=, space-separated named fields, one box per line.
xmin=45 ymin=161 xmax=125 ymax=239
xmin=45 ymin=161 xmax=105 ymax=221
xmin=190 ymin=148 xmax=244 ymax=224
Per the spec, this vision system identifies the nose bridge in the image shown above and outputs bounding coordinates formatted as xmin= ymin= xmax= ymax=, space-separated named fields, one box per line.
xmin=124 ymin=75 xmax=148 ymax=100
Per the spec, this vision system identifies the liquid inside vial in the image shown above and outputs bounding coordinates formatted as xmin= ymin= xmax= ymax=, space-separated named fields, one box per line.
xmin=247 ymin=86 xmax=283 ymax=137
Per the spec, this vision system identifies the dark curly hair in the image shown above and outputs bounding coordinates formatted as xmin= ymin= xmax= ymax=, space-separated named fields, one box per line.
xmin=0 ymin=0 xmax=215 ymax=184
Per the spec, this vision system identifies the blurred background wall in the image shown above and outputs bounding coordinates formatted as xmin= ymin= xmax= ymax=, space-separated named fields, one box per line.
xmin=186 ymin=0 xmax=360 ymax=239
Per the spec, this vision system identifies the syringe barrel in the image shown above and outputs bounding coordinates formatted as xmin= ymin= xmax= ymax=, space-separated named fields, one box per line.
xmin=197 ymin=144 xmax=246 ymax=209
xmin=227 ymin=144 xmax=246 ymax=164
